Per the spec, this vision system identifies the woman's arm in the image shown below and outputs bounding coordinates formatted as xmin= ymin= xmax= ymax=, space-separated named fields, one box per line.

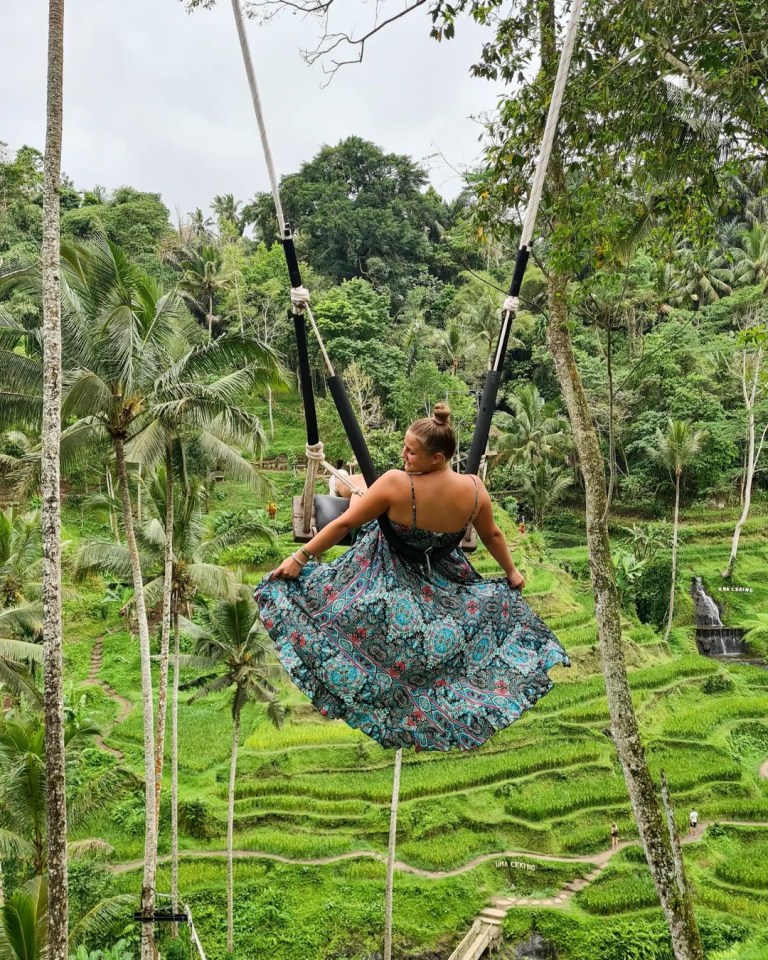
xmin=269 ymin=471 xmax=399 ymax=580
xmin=472 ymin=485 xmax=525 ymax=590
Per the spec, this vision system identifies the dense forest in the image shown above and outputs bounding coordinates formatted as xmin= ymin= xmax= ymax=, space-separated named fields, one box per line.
xmin=2 ymin=1 xmax=768 ymax=959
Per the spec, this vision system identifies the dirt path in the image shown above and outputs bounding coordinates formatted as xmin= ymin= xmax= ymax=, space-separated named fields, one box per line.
xmin=109 ymin=818 xmax=768 ymax=880
xmin=83 ymin=638 xmax=132 ymax=760
xmin=760 ymin=759 xmax=768 ymax=779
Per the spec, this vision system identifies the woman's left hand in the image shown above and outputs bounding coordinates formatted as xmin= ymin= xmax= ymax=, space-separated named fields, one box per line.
xmin=270 ymin=555 xmax=304 ymax=581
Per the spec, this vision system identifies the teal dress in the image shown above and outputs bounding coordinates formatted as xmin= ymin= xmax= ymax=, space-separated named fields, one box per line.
xmin=255 ymin=476 xmax=569 ymax=751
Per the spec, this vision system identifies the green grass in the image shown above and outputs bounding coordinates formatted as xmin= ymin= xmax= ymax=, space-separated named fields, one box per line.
xmin=59 ymin=475 xmax=768 ymax=959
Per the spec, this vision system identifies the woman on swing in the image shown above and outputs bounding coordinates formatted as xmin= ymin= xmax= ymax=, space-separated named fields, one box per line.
xmin=256 ymin=403 xmax=568 ymax=751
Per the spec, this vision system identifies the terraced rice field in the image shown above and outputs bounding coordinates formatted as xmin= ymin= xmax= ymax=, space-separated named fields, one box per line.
xmin=73 ymin=497 xmax=768 ymax=959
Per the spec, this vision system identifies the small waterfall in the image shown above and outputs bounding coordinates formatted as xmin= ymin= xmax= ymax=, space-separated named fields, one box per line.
xmin=691 ymin=577 xmax=748 ymax=658
xmin=691 ymin=577 xmax=723 ymax=626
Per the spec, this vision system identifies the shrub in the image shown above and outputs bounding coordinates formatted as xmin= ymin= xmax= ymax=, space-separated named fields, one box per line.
xmin=703 ymin=673 xmax=735 ymax=694
xmin=217 ymin=539 xmax=281 ymax=567
xmin=634 ymin=555 xmax=674 ymax=630
xmin=179 ymin=798 xmax=216 ymax=839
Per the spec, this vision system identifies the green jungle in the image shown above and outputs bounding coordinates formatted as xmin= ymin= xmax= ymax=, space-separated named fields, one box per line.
xmin=2 ymin=2 xmax=768 ymax=960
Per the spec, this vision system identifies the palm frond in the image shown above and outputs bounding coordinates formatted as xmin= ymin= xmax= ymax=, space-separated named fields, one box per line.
xmin=74 ymin=542 xmax=132 ymax=581
xmin=186 ymin=563 xmax=241 ymax=600
xmin=124 ymin=417 xmax=167 ymax=472
xmin=196 ymin=430 xmax=266 ymax=491
xmin=69 ymin=895 xmax=139 ymax=950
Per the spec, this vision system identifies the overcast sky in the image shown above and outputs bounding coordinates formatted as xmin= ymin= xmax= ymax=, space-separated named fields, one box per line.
xmin=1 ymin=1 xmax=503 ymax=220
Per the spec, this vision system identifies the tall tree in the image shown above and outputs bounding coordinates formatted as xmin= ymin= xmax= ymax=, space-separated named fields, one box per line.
xmin=723 ymin=315 xmax=767 ymax=578
xmin=167 ymin=243 xmax=232 ymax=339
xmin=648 ymin=420 xmax=706 ymax=641
xmin=40 ymin=3 xmax=68 ymax=959
xmin=211 ymin=194 xmax=244 ymax=239
xmin=125 ymin=332 xmax=282 ymax=820
xmin=57 ymin=242 xmax=173 ymax=959
xmin=181 ymin=592 xmax=284 ymax=955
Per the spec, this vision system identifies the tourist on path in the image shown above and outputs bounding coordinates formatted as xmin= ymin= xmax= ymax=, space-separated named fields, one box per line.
xmin=611 ymin=821 xmax=619 ymax=851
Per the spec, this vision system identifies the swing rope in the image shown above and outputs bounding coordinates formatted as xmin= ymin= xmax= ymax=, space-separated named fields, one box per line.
xmin=227 ymin=2 xmax=584 ymax=956
xmin=465 ymin=0 xmax=586 ymax=475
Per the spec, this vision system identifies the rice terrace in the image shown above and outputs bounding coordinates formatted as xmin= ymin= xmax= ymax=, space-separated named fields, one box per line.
xmin=1 ymin=1 xmax=768 ymax=960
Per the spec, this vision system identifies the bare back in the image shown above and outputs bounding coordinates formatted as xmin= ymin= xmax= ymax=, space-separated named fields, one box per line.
xmin=386 ymin=470 xmax=479 ymax=534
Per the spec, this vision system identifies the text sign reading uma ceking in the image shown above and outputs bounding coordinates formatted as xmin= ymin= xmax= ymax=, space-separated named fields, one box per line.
xmin=495 ymin=859 xmax=536 ymax=872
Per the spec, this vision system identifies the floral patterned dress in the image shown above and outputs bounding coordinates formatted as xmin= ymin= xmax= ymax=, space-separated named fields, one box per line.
xmin=255 ymin=476 xmax=569 ymax=751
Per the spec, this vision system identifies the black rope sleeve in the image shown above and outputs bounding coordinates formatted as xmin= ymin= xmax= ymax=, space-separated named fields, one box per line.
xmin=464 ymin=245 xmax=531 ymax=476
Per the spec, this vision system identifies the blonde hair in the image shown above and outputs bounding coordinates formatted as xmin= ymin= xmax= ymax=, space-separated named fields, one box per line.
xmin=408 ymin=402 xmax=456 ymax=460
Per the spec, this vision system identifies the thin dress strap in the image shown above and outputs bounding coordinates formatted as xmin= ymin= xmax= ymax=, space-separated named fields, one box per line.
xmin=466 ymin=476 xmax=479 ymax=527
xmin=409 ymin=473 xmax=417 ymax=530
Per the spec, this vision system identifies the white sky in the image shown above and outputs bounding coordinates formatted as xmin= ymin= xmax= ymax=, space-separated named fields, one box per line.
xmin=1 ymin=1 xmax=503 ymax=219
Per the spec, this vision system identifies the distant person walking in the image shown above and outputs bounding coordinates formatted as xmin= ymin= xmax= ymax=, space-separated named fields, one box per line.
xmin=610 ymin=821 xmax=619 ymax=851
xmin=689 ymin=809 xmax=699 ymax=836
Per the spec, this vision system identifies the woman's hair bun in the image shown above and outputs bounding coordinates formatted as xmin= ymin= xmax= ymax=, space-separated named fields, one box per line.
xmin=432 ymin=402 xmax=452 ymax=426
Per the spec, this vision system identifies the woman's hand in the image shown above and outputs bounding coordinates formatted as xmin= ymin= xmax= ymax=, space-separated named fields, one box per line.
xmin=270 ymin=555 xmax=304 ymax=581
xmin=507 ymin=569 xmax=526 ymax=591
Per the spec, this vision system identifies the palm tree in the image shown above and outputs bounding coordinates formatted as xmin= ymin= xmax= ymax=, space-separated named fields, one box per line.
xmin=430 ymin=320 xmax=473 ymax=377
xmin=50 ymin=239 xmax=186 ymax=952
xmin=647 ymin=420 xmax=706 ymax=641
xmin=125 ymin=335 xmax=282 ymax=823
xmin=40 ymin=3 xmax=68 ymax=956
xmin=671 ymin=244 xmax=733 ymax=308
xmin=0 ymin=877 xmax=135 ymax=960
xmin=0 ymin=240 xmax=283 ymax=938
xmin=166 ymin=244 xmax=232 ymax=339
xmin=0 ymin=510 xmax=42 ymax=609
xmin=181 ymin=592 xmax=284 ymax=954
xmin=188 ymin=208 xmax=214 ymax=241
xmin=518 ymin=460 xmax=573 ymax=527
xmin=211 ymin=194 xmax=244 ymax=238
xmin=733 ymin=223 xmax=768 ymax=287
xmin=496 ymin=384 xmax=571 ymax=468
xmin=0 ymin=709 xmax=126 ymax=877
xmin=57 ymin=241 xmax=277 ymax=953
xmin=0 ymin=605 xmax=44 ymax=706
xmin=454 ymin=272 xmax=523 ymax=371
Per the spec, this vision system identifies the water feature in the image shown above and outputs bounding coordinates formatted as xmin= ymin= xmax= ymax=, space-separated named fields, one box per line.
xmin=691 ymin=577 xmax=748 ymax=658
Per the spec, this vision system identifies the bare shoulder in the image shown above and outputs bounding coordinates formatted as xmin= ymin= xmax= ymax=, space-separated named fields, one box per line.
xmin=469 ymin=474 xmax=491 ymax=501
xmin=380 ymin=469 xmax=406 ymax=486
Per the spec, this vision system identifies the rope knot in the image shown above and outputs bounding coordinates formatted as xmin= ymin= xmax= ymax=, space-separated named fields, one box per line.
xmin=503 ymin=295 xmax=519 ymax=316
xmin=305 ymin=442 xmax=325 ymax=462
xmin=291 ymin=286 xmax=311 ymax=312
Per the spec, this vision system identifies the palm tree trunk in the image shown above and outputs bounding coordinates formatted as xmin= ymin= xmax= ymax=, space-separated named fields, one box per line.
xmin=154 ymin=440 xmax=174 ymax=824
xmin=383 ymin=748 xmax=402 ymax=960
xmin=113 ymin=434 xmax=157 ymax=960
xmin=267 ymin=385 xmax=275 ymax=440
xmin=547 ymin=271 xmax=702 ymax=960
xmin=171 ymin=609 xmax=181 ymax=939
xmin=227 ymin=708 xmax=241 ymax=954
xmin=725 ymin=370 xmax=760 ymax=577
xmin=41 ymin=3 xmax=68 ymax=958
xmin=604 ymin=324 xmax=616 ymax=517
xmin=208 ymin=294 xmax=214 ymax=341
xmin=664 ymin=471 xmax=681 ymax=642
xmin=106 ymin=465 xmax=120 ymax=543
